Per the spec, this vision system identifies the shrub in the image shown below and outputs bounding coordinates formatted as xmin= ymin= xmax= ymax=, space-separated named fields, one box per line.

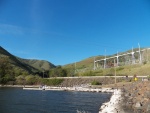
xmin=81 ymin=71 xmax=95 ymax=76
xmin=105 ymin=74 xmax=114 ymax=76
xmin=94 ymin=70 xmax=103 ymax=73
xmin=16 ymin=75 xmax=26 ymax=85
xmin=42 ymin=78 xmax=64 ymax=86
xmin=91 ymin=81 xmax=102 ymax=85
xmin=116 ymin=67 xmax=124 ymax=71
xmin=49 ymin=67 xmax=67 ymax=77
xmin=143 ymin=61 xmax=147 ymax=65
xmin=24 ymin=75 xmax=41 ymax=85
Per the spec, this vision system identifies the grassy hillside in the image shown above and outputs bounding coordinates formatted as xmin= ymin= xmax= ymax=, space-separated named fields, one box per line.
xmin=91 ymin=63 xmax=150 ymax=76
xmin=63 ymin=56 xmax=104 ymax=70
xmin=63 ymin=47 xmax=150 ymax=76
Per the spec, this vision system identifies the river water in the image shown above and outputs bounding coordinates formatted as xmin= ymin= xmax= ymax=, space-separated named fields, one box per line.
xmin=0 ymin=87 xmax=111 ymax=113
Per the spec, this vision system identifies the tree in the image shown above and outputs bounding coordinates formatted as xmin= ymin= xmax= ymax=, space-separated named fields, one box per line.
xmin=0 ymin=57 xmax=10 ymax=77
xmin=16 ymin=75 xmax=26 ymax=85
xmin=25 ymin=75 xmax=41 ymax=85
xmin=49 ymin=66 xmax=67 ymax=77
xmin=59 ymin=69 xmax=67 ymax=77
xmin=0 ymin=57 xmax=15 ymax=84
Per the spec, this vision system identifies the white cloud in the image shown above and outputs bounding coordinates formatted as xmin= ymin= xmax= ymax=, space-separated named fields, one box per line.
xmin=0 ymin=23 xmax=68 ymax=38
xmin=0 ymin=23 xmax=24 ymax=35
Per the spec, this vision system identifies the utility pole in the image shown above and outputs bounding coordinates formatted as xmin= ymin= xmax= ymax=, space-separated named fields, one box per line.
xmin=116 ymin=51 xmax=119 ymax=66
xmin=41 ymin=68 xmax=45 ymax=78
xmin=75 ymin=62 xmax=76 ymax=74
xmin=94 ymin=57 xmax=96 ymax=70
xmin=138 ymin=43 xmax=142 ymax=64
xmin=132 ymin=47 xmax=135 ymax=64
xmin=104 ymin=50 xmax=106 ymax=69
xmin=43 ymin=70 xmax=44 ymax=78
xmin=114 ymin=58 xmax=116 ymax=84
xmin=147 ymin=48 xmax=148 ymax=62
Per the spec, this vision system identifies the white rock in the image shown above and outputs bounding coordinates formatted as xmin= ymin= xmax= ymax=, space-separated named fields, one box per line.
xmin=99 ymin=89 xmax=124 ymax=113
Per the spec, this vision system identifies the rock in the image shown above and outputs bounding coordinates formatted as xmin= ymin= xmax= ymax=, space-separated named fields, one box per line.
xmin=147 ymin=104 xmax=150 ymax=112
xmin=129 ymin=93 xmax=132 ymax=96
xmin=145 ymin=91 xmax=150 ymax=98
xmin=135 ymin=102 xmax=142 ymax=108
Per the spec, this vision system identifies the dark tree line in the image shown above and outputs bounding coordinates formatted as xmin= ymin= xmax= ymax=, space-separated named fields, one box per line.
xmin=0 ymin=57 xmax=74 ymax=85
xmin=0 ymin=57 xmax=15 ymax=84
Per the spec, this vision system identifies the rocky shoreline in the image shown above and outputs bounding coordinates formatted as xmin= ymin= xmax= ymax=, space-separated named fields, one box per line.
xmin=23 ymin=85 xmax=115 ymax=92
xmin=121 ymin=81 xmax=150 ymax=113
xmin=99 ymin=81 xmax=150 ymax=113
xmin=99 ymin=89 xmax=124 ymax=113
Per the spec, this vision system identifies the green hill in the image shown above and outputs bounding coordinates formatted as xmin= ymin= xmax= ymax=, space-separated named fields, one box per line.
xmin=19 ymin=58 xmax=55 ymax=71
xmin=63 ymin=56 xmax=104 ymax=70
xmin=0 ymin=46 xmax=55 ymax=74
xmin=63 ymin=47 xmax=150 ymax=76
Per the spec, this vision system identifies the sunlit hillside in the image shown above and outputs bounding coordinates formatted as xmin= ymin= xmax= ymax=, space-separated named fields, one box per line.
xmin=63 ymin=47 xmax=150 ymax=76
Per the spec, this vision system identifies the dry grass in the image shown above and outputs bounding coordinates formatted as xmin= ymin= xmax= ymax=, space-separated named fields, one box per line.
xmin=63 ymin=48 xmax=150 ymax=76
xmin=115 ymin=63 xmax=150 ymax=76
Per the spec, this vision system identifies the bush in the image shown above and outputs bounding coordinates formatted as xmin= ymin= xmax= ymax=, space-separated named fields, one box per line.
xmin=25 ymin=75 xmax=35 ymax=85
xmin=116 ymin=67 xmax=124 ymax=71
xmin=24 ymin=75 xmax=41 ymax=85
xmin=16 ymin=75 xmax=25 ymax=85
xmin=42 ymin=78 xmax=64 ymax=86
xmin=94 ymin=70 xmax=103 ymax=74
xmin=81 ymin=71 xmax=95 ymax=76
xmin=143 ymin=61 xmax=147 ymax=65
xmin=91 ymin=81 xmax=102 ymax=85
xmin=49 ymin=67 xmax=67 ymax=77
xmin=0 ymin=74 xmax=16 ymax=84
xmin=105 ymin=74 xmax=114 ymax=76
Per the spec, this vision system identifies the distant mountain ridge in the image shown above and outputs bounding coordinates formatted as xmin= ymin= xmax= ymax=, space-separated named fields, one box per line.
xmin=0 ymin=46 xmax=56 ymax=74
xmin=19 ymin=58 xmax=55 ymax=71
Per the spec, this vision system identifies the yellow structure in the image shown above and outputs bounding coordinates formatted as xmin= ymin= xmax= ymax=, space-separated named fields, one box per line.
xmin=134 ymin=77 xmax=138 ymax=81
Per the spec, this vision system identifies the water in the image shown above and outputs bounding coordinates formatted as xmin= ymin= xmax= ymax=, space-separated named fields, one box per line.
xmin=0 ymin=87 xmax=111 ymax=113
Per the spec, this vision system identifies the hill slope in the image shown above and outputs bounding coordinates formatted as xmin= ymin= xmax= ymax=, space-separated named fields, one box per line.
xmin=0 ymin=46 xmax=55 ymax=74
xmin=63 ymin=48 xmax=150 ymax=72
xmin=19 ymin=58 xmax=56 ymax=71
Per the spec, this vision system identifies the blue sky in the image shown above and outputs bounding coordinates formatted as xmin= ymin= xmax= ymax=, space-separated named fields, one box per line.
xmin=0 ymin=0 xmax=150 ymax=65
